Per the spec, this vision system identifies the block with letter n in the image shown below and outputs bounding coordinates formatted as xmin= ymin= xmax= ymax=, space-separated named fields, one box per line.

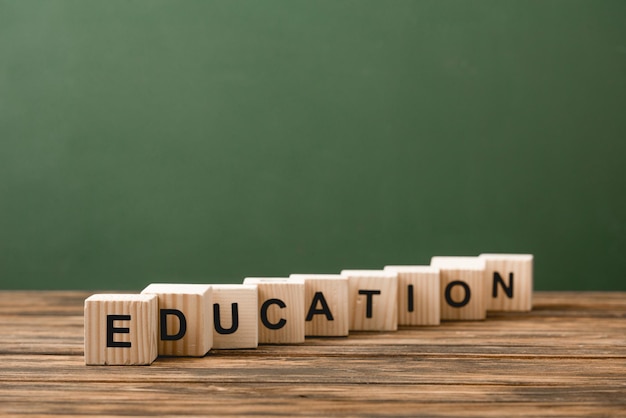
xmin=480 ymin=254 xmax=533 ymax=312
xmin=84 ymin=294 xmax=158 ymax=365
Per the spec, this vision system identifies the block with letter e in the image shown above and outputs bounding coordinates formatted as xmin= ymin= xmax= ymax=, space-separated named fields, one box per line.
xmin=430 ymin=257 xmax=487 ymax=321
xmin=84 ymin=294 xmax=158 ymax=365
xmin=480 ymin=253 xmax=533 ymax=312
xmin=141 ymin=284 xmax=212 ymax=357
xmin=341 ymin=270 xmax=398 ymax=331
xmin=242 ymin=278 xmax=305 ymax=344
xmin=290 ymin=274 xmax=349 ymax=337
xmin=384 ymin=265 xmax=440 ymax=326
xmin=211 ymin=284 xmax=258 ymax=349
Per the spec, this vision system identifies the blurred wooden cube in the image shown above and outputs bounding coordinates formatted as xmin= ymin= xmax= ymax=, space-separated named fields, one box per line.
xmin=341 ymin=270 xmax=398 ymax=331
xmin=384 ymin=266 xmax=440 ymax=326
xmin=430 ymin=257 xmax=487 ymax=321
xmin=480 ymin=253 xmax=533 ymax=312
xmin=141 ymin=284 xmax=212 ymax=357
xmin=84 ymin=294 xmax=158 ymax=365
xmin=211 ymin=284 xmax=258 ymax=349
xmin=290 ymin=274 xmax=349 ymax=337
xmin=243 ymin=278 xmax=305 ymax=344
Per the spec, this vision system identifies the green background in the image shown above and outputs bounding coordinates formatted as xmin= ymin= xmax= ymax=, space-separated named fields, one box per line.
xmin=1 ymin=0 xmax=625 ymax=290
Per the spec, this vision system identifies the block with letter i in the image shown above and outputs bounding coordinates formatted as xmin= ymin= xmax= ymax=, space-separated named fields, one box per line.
xmin=141 ymin=284 xmax=212 ymax=357
xmin=84 ymin=294 xmax=158 ymax=365
xmin=384 ymin=266 xmax=440 ymax=326
xmin=479 ymin=254 xmax=533 ymax=312
xmin=242 ymin=278 xmax=305 ymax=344
xmin=341 ymin=270 xmax=398 ymax=331
xmin=211 ymin=284 xmax=258 ymax=349
xmin=430 ymin=257 xmax=487 ymax=321
xmin=290 ymin=274 xmax=349 ymax=337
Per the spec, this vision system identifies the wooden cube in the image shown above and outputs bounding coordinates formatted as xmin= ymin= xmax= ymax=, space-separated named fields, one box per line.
xmin=84 ymin=294 xmax=158 ymax=365
xmin=479 ymin=253 xmax=533 ymax=312
xmin=290 ymin=274 xmax=349 ymax=337
xmin=211 ymin=284 xmax=258 ymax=349
xmin=341 ymin=270 xmax=398 ymax=331
xmin=141 ymin=284 xmax=212 ymax=357
xmin=383 ymin=266 xmax=440 ymax=326
xmin=430 ymin=257 xmax=487 ymax=321
xmin=242 ymin=278 xmax=305 ymax=344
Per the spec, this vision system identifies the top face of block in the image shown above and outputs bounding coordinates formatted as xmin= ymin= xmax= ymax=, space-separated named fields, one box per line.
xmin=211 ymin=284 xmax=258 ymax=291
xmin=341 ymin=270 xmax=397 ymax=278
xmin=430 ymin=257 xmax=486 ymax=270
xmin=243 ymin=277 xmax=304 ymax=285
xmin=85 ymin=294 xmax=156 ymax=303
xmin=384 ymin=266 xmax=440 ymax=274
xmin=290 ymin=274 xmax=345 ymax=281
xmin=141 ymin=283 xmax=211 ymax=296
xmin=479 ymin=254 xmax=533 ymax=261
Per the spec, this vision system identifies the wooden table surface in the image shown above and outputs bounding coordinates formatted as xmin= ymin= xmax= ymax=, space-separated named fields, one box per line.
xmin=1 ymin=291 xmax=625 ymax=417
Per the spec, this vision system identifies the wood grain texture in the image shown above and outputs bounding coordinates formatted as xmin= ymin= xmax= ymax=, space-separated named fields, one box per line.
xmin=83 ymin=293 xmax=158 ymax=365
xmin=290 ymin=274 xmax=349 ymax=337
xmin=243 ymin=278 xmax=305 ymax=344
xmin=384 ymin=265 xmax=440 ymax=326
xmin=480 ymin=254 xmax=533 ymax=312
xmin=211 ymin=284 xmax=258 ymax=349
xmin=141 ymin=284 xmax=213 ymax=357
xmin=1 ymin=291 xmax=625 ymax=416
xmin=342 ymin=270 xmax=398 ymax=331
xmin=431 ymin=257 xmax=487 ymax=321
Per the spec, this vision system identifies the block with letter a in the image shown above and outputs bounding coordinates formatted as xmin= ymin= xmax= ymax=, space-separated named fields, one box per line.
xmin=430 ymin=257 xmax=487 ymax=321
xmin=384 ymin=265 xmax=440 ymax=326
xmin=479 ymin=254 xmax=533 ymax=312
xmin=84 ymin=294 xmax=158 ymax=365
xmin=141 ymin=284 xmax=212 ymax=357
xmin=211 ymin=284 xmax=258 ymax=349
xmin=242 ymin=278 xmax=305 ymax=344
xmin=290 ymin=274 xmax=349 ymax=337
xmin=341 ymin=270 xmax=398 ymax=331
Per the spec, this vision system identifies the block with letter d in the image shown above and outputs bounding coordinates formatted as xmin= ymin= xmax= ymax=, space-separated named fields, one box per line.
xmin=341 ymin=270 xmax=398 ymax=331
xmin=141 ymin=284 xmax=213 ymax=357
xmin=242 ymin=278 xmax=305 ymax=344
xmin=480 ymin=253 xmax=533 ymax=312
xmin=290 ymin=274 xmax=349 ymax=337
xmin=84 ymin=294 xmax=158 ymax=365
xmin=430 ymin=257 xmax=487 ymax=321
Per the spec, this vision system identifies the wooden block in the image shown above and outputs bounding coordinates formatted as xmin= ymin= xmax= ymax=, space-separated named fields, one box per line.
xmin=84 ymin=294 xmax=158 ymax=365
xmin=242 ymin=278 xmax=305 ymax=344
xmin=341 ymin=270 xmax=398 ymax=331
xmin=211 ymin=284 xmax=258 ymax=349
xmin=141 ymin=284 xmax=212 ymax=357
xmin=430 ymin=257 xmax=487 ymax=321
xmin=290 ymin=274 xmax=349 ymax=337
xmin=479 ymin=253 xmax=533 ymax=312
xmin=383 ymin=266 xmax=440 ymax=326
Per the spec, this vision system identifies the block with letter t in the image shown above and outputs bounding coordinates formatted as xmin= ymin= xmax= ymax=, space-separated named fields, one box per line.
xmin=479 ymin=253 xmax=533 ymax=312
xmin=341 ymin=270 xmax=398 ymax=331
xmin=141 ymin=284 xmax=213 ymax=357
xmin=290 ymin=274 xmax=349 ymax=337
xmin=84 ymin=294 xmax=158 ymax=365
xmin=242 ymin=278 xmax=305 ymax=344
xmin=430 ymin=257 xmax=487 ymax=321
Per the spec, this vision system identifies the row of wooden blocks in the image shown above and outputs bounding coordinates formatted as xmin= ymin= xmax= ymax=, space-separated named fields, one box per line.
xmin=84 ymin=254 xmax=533 ymax=365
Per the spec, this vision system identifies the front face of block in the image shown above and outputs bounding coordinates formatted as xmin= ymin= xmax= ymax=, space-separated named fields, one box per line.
xmin=211 ymin=285 xmax=258 ymax=349
xmin=480 ymin=254 xmax=533 ymax=312
xmin=243 ymin=278 xmax=305 ymax=344
xmin=290 ymin=274 xmax=349 ymax=337
xmin=141 ymin=284 xmax=212 ymax=357
xmin=384 ymin=266 xmax=440 ymax=326
xmin=342 ymin=270 xmax=398 ymax=331
xmin=84 ymin=294 xmax=158 ymax=365
xmin=431 ymin=257 xmax=486 ymax=321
